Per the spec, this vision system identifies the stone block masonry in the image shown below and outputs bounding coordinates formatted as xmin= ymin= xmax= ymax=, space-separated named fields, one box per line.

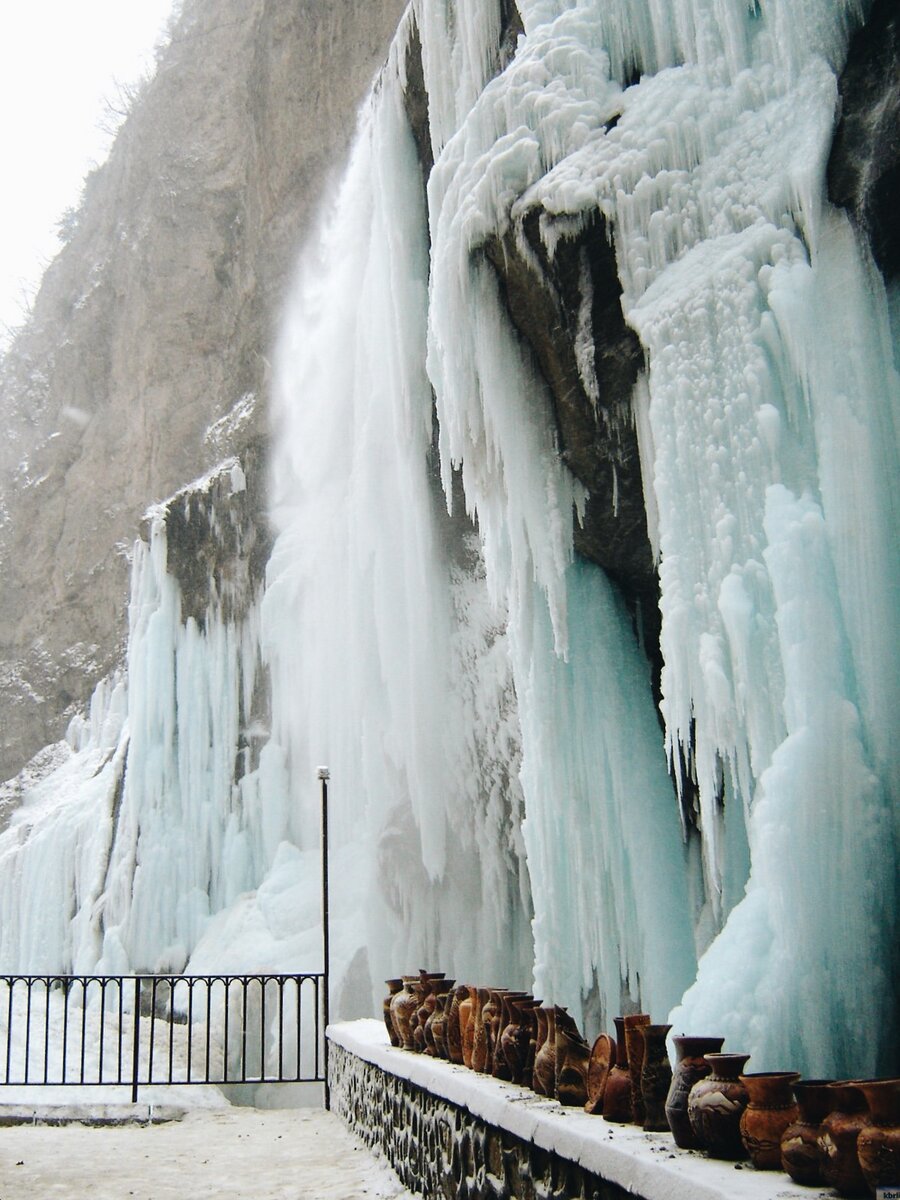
xmin=328 ymin=1021 xmax=833 ymax=1200
xmin=329 ymin=1038 xmax=630 ymax=1199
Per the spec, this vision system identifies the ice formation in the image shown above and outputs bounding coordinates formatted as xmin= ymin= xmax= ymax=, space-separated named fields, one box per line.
xmin=0 ymin=0 xmax=897 ymax=1080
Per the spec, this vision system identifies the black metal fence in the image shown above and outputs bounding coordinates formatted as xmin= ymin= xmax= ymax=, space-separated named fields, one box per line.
xmin=0 ymin=973 xmax=326 ymax=1102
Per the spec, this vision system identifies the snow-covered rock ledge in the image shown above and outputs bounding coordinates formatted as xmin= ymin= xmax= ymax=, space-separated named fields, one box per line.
xmin=329 ymin=1020 xmax=830 ymax=1200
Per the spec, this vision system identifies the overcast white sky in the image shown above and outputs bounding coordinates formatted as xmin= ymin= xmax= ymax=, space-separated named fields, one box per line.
xmin=0 ymin=0 xmax=176 ymax=344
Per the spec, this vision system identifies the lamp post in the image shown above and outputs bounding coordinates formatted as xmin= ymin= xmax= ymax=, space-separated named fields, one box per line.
xmin=317 ymin=766 xmax=331 ymax=1110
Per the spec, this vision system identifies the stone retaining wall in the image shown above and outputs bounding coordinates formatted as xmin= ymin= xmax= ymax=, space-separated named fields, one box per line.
xmin=330 ymin=1040 xmax=630 ymax=1200
xmin=327 ymin=1021 xmax=831 ymax=1200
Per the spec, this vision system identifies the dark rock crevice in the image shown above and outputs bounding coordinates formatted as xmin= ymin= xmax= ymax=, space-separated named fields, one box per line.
xmin=498 ymin=0 xmax=525 ymax=70
xmin=402 ymin=17 xmax=435 ymax=192
xmin=483 ymin=210 xmax=662 ymax=698
xmin=828 ymin=0 xmax=900 ymax=282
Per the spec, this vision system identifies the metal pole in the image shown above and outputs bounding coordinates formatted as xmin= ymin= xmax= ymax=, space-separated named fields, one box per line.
xmin=318 ymin=766 xmax=331 ymax=1110
xmin=131 ymin=976 xmax=141 ymax=1104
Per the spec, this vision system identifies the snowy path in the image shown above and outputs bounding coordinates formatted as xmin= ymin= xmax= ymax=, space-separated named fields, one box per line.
xmin=0 ymin=1107 xmax=415 ymax=1200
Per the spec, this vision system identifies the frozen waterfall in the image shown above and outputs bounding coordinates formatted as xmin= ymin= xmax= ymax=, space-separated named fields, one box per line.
xmin=0 ymin=0 xmax=897 ymax=1079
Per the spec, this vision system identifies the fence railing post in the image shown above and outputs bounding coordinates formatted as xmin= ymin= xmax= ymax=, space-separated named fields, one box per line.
xmin=131 ymin=976 xmax=141 ymax=1103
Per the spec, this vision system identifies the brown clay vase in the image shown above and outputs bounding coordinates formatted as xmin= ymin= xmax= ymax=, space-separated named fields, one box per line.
xmin=390 ymin=976 xmax=421 ymax=1052
xmin=623 ymin=1014 xmax=651 ymax=1124
xmin=481 ymin=988 xmax=505 ymax=1074
xmin=852 ymin=1078 xmax=900 ymax=1194
xmin=460 ymin=986 xmax=476 ymax=1067
xmin=415 ymin=971 xmax=446 ymax=1052
xmin=447 ymin=984 xmax=469 ymax=1065
xmin=531 ymin=1007 xmax=549 ymax=1093
xmin=585 ymin=1032 xmax=615 ymax=1115
xmin=739 ymin=1072 xmax=800 ymax=1169
xmin=664 ymin=1036 xmax=724 ymax=1148
xmin=416 ymin=985 xmax=438 ymax=1053
xmin=602 ymin=1017 xmax=634 ymax=1123
xmin=487 ymin=993 xmax=508 ymax=1080
xmin=431 ymin=990 xmax=453 ymax=1060
xmin=494 ymin=993 xmax=530 ymax=1082
xmin=687 ymin=1052 xmax=751 ymax=1159
xmin=524 ymin=1001 xmax=542 ymax=1084
xmin=426 ymin=985 xmax=454 ymax=1058
xmin=555 ymin=1008 xmax=590 ymax=1107
xmin=383 ymin=978 xmax=404 ymax=1046
xmin=639 ymin=1024 xmax=673 ymax=1132
xmin=496 ymin=991 xmax=525 ymax=1057
xmin=496 ymin=993 xmax=525 ymax=1089
xmin=470 ymin=987 xmax=491 ymax=1074
xmin=514 ymin=999 xmax=539 ymax=1085
xmin=491 ymin=993 xmax=513 ymax=1081
xmin=818 ymin=1081 xmax=871 ymax=1197
xmin=780 ymin=1078 xmax=836 ymax=1186
xmin=415 ymin=974 xmax=432 ymax=1051
xmin=533 ymin=1007 xmax=557 ymax=1097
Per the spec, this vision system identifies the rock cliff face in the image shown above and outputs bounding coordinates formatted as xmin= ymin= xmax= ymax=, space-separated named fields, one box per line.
xmin=828 ymin=0 xmax=900 ymax=284
xmin=0 ymin=0 xmax=408 ymax=784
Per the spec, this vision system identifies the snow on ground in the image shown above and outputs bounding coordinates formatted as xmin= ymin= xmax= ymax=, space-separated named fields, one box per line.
xmin=0 ymin=1105 xmax=415 ymax=1200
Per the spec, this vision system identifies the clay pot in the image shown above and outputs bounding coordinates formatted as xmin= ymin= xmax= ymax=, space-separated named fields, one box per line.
xmin=496 ymin=992 xmax=526 ymax=1050
xmin=585 ymin=1033 xmax=615 ymax=1115
xmin=415 ymin=986 xmax=438 ymax=1053
xmin=495 ymin=994 xmax=532 ymax=1083
xmin=427 ymin=986 xmax=454 ymax=1059
xmin=852 ymin=1078 xmax=900 ymax=1194
xmin=522 ymin=1000 xmax=543 ymax=1081
xmin=492 ymin=993 xmax=514 ymax=1081
xmin=459 ymin=986 xmax=476 ymax=1067
xmin=664 ymin=1036 xmax=724 ymax=1148
xmin=390 ymin=976 xmax=421 ymax=1052
xmin=533 ymin=1007 xmax=557 ymax=1097
xmin=481 ymin=988 xmax=506 ymax=1074
xmin=623 ymin=1014 xmax=651 ymax=1124
xmin=446 ymin=985 xmax=469 ymax=1065
xmin=602 ymin=1017 xmax=634 ymax=1123
xmin=687 ymin=1053 xmax=751 ymax=1159
xmin=739 ymin=1072 xmax=800 ymax=1169
xmin=431 ymin=990 xmax=452 ymax=1059
xmin=818 ymin=1081 xmax=871 ymax=1197
xmin=531 ymin=1006 xmax=548 ymax=1093
xmin=470 ymin=987 xmax=491 ymax=1074
xmin=781 ymin=1078 xmax=836 ymax=1185
xmin=383 ymin=979 xmax=404 ymax=1046
xmin=523 ymin=1000 xmax=541 ymax=1083
xmin=639 ymin=1024 xmax=673 ymax=1132
xmin=555 ymin=1008 xmax=590 ymax=1107
xmin=409 ymin=971 xmax=445 ymax=1052
xmin=485 ymin=989 xmax=503 ymax=1073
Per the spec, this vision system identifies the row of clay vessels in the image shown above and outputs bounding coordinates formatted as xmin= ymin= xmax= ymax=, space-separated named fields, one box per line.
xmin=384 ymin=974 xmax=898 ymax=1196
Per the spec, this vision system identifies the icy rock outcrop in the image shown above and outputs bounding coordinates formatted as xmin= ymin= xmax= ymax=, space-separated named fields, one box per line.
xmin=0 ymin=456 xmax=276 ymax=974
